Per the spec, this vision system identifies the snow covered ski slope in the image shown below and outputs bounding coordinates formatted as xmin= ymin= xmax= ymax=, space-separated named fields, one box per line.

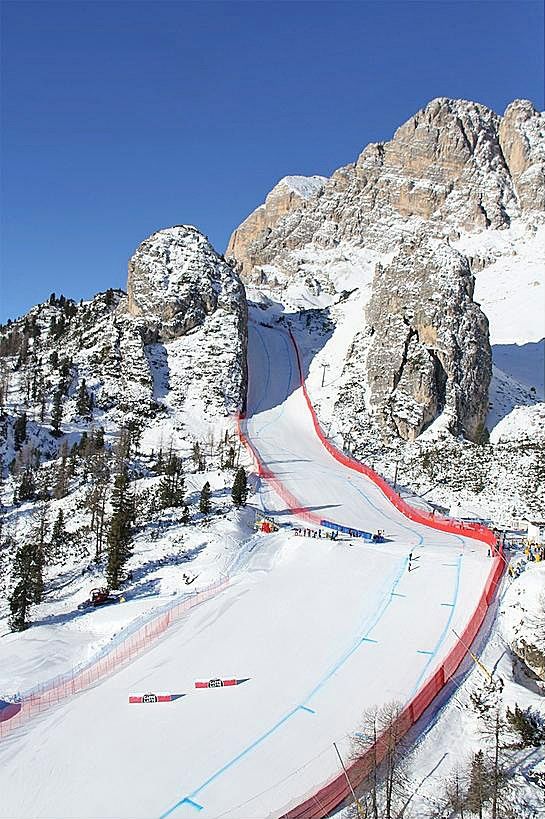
xmin=0 ymin=320 xmax=497 ymax=819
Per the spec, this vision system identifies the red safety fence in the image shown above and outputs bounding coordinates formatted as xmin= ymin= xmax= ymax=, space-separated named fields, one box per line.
xmin=237 ymin=415 xmax=322 ymax=525
xmin=236 ymin=325 xmax=505 ymax=819
xmin=287 ymin=328 xmax=500 ymax=548
xmin=0 ymin=576 xmax=229 ymax=740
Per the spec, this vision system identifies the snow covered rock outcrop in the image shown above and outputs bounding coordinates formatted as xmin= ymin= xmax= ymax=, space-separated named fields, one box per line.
xmin=366 ymin=239 xmax=491 ymax=442
xmin=127 ymin=225 xmax=247 ymax=344
xmin=0 ymin=226 xmax=248 ymax=471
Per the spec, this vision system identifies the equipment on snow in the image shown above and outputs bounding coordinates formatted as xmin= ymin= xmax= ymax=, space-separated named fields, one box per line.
xmin=77 ymin=587 xmax=119 ymax=609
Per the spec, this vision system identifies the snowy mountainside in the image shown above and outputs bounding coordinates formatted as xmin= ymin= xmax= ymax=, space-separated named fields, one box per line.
xmin=232 ymin=96 xmax=545 ymax=527
xmin=0 ymin=226 xmax=250 ymax=675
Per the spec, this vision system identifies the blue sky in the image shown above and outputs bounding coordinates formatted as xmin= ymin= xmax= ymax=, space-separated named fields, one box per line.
xmin=1 ymin=0 xmax=543 ymax=322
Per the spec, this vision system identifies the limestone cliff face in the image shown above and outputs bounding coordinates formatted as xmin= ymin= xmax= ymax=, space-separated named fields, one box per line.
xmin=227 ymin=98 xmax=544 ymax=287
xmin=227 ymin=176 xmax=326 ymax=279
xmin=499 ymin=99 xmax=545 ymax=213
xmin=365 ymin=239 xmax=491 ymax=442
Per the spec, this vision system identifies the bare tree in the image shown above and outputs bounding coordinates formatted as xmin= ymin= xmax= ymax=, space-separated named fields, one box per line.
xmin=350 ymin=701 xmax=409 ymax=819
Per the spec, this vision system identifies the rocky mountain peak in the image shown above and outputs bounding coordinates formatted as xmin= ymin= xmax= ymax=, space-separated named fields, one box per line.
xmin=127 ymin=225 xmax=245 ymax=341
xmin=227 ymin=97 xmax=544 ymax=289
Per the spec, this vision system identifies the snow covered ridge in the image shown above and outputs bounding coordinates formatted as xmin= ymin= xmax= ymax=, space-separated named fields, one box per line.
xmin=0 ymin=225 xmax=249 ymax=647
xmin=272 ymin=175 xmax=328 ymax=200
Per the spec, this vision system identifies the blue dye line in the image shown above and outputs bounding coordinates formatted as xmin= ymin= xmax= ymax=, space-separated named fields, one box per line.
xmin=348 ymin=480 xmax=425 ymax=548
xmin=252 ymin=328 xmax=294 ymax=438
xmin=299 ymin=705 xmax=316 ymax=714
xmin=409 ymin=554 xmax=462 ymax=697
xmin=391 ymin=592 xmax=405 ymax=598
xmin=159 ymin=556 xmax=408 ymax=819
xmin=182 ymin=799 xmax=203 ymax=811
xmin=441 ymin=602 xmax=455 ymax=607
xmin=302 ymin=556 xmax=408 ymax=704
xmin=417 ymin=650 xmax=434 ymax=655
xmin=361 ymin=637 xmax=378 ymax=644
xmin=159 ymin=706 xmax=303 ymax=818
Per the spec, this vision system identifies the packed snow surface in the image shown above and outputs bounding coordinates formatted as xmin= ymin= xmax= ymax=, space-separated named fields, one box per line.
xmin=0 ymin=317 xmax=495 ymax=819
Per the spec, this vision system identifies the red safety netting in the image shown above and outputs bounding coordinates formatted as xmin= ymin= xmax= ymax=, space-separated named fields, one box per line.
xmin=236 ymin=326 xmax=505 ymax=819
xmin=0 ymin=576 xmax=229 ymax=739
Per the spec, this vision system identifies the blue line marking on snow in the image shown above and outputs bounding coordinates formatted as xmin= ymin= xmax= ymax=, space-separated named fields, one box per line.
xmin=417 ymin=650 xmax=434 ymax=655
xmin=248 ymin=324 xmax=272 ymax=417
xmin=391 ymin=592 xmax=405 ymax=598
xmin=182 ymin=799 xmax=203 ymax=811
xmin=441 ymin=602 xmax=455 ymax=607
xmin=361 ymin=637 xmax=378 ymax=644
xmin=346 ymin=479 xmax=425 ymax=548
xmin=252 ymin=328 xmax=294 ymax=437
xmin=159 ymin=558 xmax=408 ymax=819
xmin=159 ymin=706 xmax=304 ymax=819
xmin=299 ymin=705 xmax=316 ymax=714
xmin=302 ymin=556 xmax=408 ymax=704
xmin=409 ymin=554 xmax=462 ymax=697
xmin=442 ymin=562 xmax=458 ymax=567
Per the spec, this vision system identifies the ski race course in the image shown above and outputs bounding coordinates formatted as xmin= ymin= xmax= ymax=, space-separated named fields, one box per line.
xmin=0 ymin=318 xmax=502 ymax=819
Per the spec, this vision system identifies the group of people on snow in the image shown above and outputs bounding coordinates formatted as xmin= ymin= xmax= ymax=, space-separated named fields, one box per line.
xmin=294 ymin=527 xmax=338 ymax=540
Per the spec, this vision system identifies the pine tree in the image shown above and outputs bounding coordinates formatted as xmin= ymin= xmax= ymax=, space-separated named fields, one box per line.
xmin=126 ymin=419 xmax=142 ymax=455
xmin=158 ymin=450 xmax=185 ymax=509
xmin=199 ymin=481 xmax=211 ymax=515
xmin=231 ymin=467 xmax=248 ymax=507
xmin=466 ymin=750 xmax=491 ymax=819
xmin=182 ymin=504 xmax=190 ymax=524
xmin=51 ymin=390 xmax=63 ymax=436
xmin=224 ymin=446 xmax=236 ymax=469
xmin=9 ymin=542 xmax=44 ymax=631
xmin=192 ymin=442 xmax=201 ymax=468
xmin=85 ymin=452 xmax=110 ymax=562
xmin=93 ymin=426 xmax=105 ymax=450
xmin=78 ymin=431 xmax=89 ymax=456
xmin=113 ymin=428 xmax=131 ymax=470
xmin=13 ymin=412 xmax=28 ymax=450
xmin=17 ymin=467 xmax=36 ymax=502
xmin=53 ymin=441 xmax=69 ymax=499
xmin=50 ymin=509 xmax=68 ymax=554
xmin=106 ymin=469 xmax=135 ymax=588
xmin=506 ymin=704 xmax=543 ymax=747
xmin=76 ymin=378 xmax=90 ymax=417
xmin=153 ymin=448 xmax=164 ymax=475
